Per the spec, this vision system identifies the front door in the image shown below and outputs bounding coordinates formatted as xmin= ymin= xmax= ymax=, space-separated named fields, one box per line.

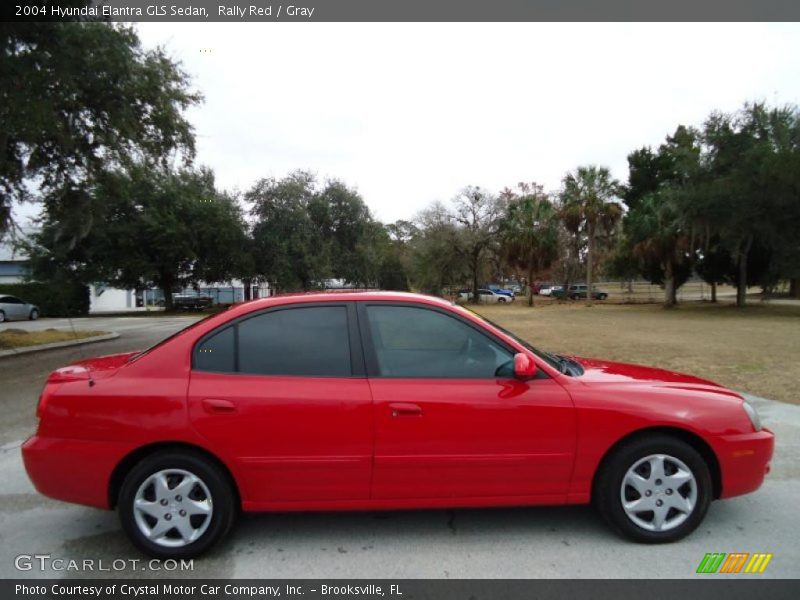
xmin=187 ymin=302 xmax=373 ymax=506
xmin=360 ymin=303 xmax=576 ymax=501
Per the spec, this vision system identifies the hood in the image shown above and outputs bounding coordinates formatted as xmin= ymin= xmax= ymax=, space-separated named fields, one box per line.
xmin=568 ymin=355 xmax=741 ymax=398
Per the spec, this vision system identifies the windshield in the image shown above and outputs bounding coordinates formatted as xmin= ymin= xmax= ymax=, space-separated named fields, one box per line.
xmin=453 ymin=304 xmax=562 ymax=371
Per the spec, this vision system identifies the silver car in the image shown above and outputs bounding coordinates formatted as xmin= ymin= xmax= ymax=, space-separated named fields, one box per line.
xmin=0 ymin=295 xmax=39 ymax=322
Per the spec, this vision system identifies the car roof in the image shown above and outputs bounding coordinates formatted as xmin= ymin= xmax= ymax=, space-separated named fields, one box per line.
xmin=235 ymin=290 xmax=454 ymax=311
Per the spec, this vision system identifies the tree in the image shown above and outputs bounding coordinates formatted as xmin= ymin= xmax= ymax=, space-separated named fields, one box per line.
xmin=500 ymin=183 xmax=559 ymax=306
xmin=560 ymin=166 xmax=623 ymax=306
xmin=1 ymin=17 xmax=200 ymax=238
xmin=248 ymin=171 xmax=394 ymax=290
xmin=29 ymin=166 xmax=249 ymax=310
xmin=247 ymin=171 xmax=322 ymax=291
xmin=451 ymin=186 xmax=506 ymax=303
xmin=409 ymin=202 xmax=466 ymax=295
xmin=700 ymin=103 xmax=800 ymax=306
xmin=621 ymin=126 xmax=701 ymax=307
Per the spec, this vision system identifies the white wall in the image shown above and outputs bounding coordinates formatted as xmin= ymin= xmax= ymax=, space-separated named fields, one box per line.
xmin=89 ymin=286 xmax=137 ymax=313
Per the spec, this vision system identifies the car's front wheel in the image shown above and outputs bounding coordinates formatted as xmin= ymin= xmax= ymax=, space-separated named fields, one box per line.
xmin=29 ymin=308 xmax=39 ymax=320
xmin=594 ymin=434 xmax=712 ymax=543
xmin=118 ymin=450 xmax=236 ymax=558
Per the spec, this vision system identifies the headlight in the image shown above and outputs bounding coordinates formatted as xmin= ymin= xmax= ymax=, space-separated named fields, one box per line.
xmin=742 ymin=400 xmax=762 ymax=432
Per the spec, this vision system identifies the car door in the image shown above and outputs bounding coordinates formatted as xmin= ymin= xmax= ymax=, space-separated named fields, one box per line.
xmin=187 ymin=302 xmax=373 ymax=506
xmin=359 ymin=302 xmax=576 ymax=501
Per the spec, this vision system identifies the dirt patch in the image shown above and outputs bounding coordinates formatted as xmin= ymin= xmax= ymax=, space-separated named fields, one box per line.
xmin=0 ymin=329 xmax=108 ymax=350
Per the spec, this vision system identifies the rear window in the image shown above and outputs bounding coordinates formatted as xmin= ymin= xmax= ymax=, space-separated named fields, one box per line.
xmin=193 ymin=305 xmax=352 ymax=377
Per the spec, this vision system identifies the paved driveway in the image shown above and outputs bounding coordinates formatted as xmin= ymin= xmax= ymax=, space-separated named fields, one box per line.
xmin=0 ymin=316 xmax=797 ymax=579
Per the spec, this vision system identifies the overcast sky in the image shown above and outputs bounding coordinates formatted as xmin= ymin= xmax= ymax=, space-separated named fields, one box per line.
xmin=49 ymin=23 xmax=800 ymax=224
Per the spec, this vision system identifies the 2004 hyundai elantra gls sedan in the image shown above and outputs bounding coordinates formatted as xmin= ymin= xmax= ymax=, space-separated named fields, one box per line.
xmin=22 ymin=292 xmax=774 ymax=558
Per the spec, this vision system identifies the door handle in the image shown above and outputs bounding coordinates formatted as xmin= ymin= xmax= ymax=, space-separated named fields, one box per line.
xmin=389 ymin=402 xmax=423 ymax=417
xmin=202 ymin=398 xmax=237 ymax=414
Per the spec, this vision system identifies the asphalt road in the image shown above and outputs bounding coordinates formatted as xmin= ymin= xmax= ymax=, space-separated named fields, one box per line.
xmin=1 ymin=316 xmax=798 ymax=579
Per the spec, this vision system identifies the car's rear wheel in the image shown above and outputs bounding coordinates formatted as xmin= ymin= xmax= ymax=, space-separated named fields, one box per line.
xmin=29 ymin=309 xmax=39 ymax=320
xmin=594 ymin=434 xmax=712 ymax=543
xmin=118 ymin=450 xmax=236 ymax=558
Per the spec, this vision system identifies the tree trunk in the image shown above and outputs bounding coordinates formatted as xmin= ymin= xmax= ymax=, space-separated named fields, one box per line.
xmin=790 ymin=278 xmax=800 ymax=299
xmin=736 ymin=234 xmax=753 ymax=308
xmin=471 ymin=255 xmax=480 ymax=304
xmin=159 ymin=274 xmax=175 ymax=311
xmin=527 ymin=265 xmax=534 ymax=307
xmin=243 ymin=278 xmax=252 ymax=301
xmin=710 ymin=281 xmax=717 ymax=303
xmin=663 ymin=261 xmax=676 ymax=308
xmin=585 ymin=224 xmax=594 ymax=307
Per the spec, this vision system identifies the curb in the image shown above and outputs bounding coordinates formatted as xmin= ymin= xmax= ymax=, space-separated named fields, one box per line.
xmin=0 ymin=332 xmax=120 ymax=359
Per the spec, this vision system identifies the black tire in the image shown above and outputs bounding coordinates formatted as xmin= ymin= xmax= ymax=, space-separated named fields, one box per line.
xmin=599 ymin=294 xmax=608 ymax=300
xmin=118 ymin=450 xmax=237 ymax=558
xmin=29 ymin=309 xmax=39 ymax=320
xmin=0 ymin=310 xmax=5 ymax=323
xmin=594 ymin=434 xmax=712 ymax=543
xmin=498 ymin=297 xmax=507 ymax=303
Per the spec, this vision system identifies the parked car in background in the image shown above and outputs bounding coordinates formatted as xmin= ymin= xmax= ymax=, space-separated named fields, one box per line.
xmin=486 ymin=284 xmax=515 ymax=298
xmin=23 ymin=291 xmax=773 ymax=557
xmin=459 ymin=288 xmax=513 ymax=303
xmin=0 ymin=295 xmax=39 ymax=322
xmin=552 ymin=285 xmax=608 ymax=300
xmin=539 ymin=285 xmax=562 ymax=297
xmin=531 ymin=281 xmax=551 ymax=295
xmin=172 ymin=293 xmax=214 ymax=310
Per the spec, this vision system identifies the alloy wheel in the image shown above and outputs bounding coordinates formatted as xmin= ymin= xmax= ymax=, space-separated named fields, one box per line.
xmin=620 ymin=453 xmax=697 ymax=532
xmin=133 ymin=469 xmax=213 ymax=548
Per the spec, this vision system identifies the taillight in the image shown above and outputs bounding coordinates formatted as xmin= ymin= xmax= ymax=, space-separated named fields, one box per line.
xmin=47 ymin=365 xmax=91 ymax=384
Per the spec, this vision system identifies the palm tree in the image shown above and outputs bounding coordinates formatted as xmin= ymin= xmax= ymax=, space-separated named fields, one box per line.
xmin=560 ymin=166 xmax=623 ymax=307
xmin=627 ymin=190 xmax=692 ymax=307
xmin=501 ymin=186 xmax=559 ymax=306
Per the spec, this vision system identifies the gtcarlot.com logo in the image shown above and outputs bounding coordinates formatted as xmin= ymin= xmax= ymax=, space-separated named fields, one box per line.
xmin=14 ymin=554 xmax=193 ymax=572
xmin=696 ymin=552 xmax=773 ymax=574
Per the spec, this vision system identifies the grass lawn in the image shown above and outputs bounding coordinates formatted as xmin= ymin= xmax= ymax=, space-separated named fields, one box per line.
xmin=0 ymin=328 xmax=108 ymax=350
xmin=472 ymin=300 xmax=800 ymax=405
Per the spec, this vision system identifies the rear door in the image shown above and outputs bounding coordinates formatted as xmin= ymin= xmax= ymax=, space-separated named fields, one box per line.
xmin=187 ymin=302 xmax=373 ymax=506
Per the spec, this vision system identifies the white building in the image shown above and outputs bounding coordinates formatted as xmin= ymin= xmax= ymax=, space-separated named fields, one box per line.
xmin=1 ymin=231 xmax=271 ymax=313
xmin=0 ymin=230 xmax=33 ymax=284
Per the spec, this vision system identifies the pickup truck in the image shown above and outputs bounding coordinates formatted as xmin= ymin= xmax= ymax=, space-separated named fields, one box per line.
xmin=172 ymin=293 xmax=214 ymax=310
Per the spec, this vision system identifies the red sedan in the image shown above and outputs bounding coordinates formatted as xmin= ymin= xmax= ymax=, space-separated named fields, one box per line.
xmin=22 ymin=292 xmax=773 ymax=558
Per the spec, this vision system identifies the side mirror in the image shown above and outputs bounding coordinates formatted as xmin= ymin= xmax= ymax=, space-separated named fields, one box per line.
xmin=513 ymin=353 xmax=537 ymax=380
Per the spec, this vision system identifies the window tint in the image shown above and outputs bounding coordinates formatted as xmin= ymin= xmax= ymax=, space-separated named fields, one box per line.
xmin=238 ymin=306 xmax=351 ymax=377
xmin=194 ymin=326 xmax=235 ymax=372
xmin=365 ymin=305 xmax=513 ymax=378
xmin=1 ymin=296 xmax=22 ymax=304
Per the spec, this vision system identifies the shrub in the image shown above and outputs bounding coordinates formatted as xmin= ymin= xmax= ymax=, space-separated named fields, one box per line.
xmin=0 ymin=281 xmax=90 ymax=317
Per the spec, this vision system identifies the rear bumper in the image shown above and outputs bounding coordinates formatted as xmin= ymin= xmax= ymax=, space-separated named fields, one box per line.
xmin=22 ymin=435 xmax=135 ymax=509
xmin=712 ymin=428 xmax=774 ymax=499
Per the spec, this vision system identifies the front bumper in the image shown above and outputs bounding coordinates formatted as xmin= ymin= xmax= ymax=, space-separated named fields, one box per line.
xmin=22 ymin=435 xmax=135 ymax=509
xmin=712 ymin=428 xmax=774 ymax=499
